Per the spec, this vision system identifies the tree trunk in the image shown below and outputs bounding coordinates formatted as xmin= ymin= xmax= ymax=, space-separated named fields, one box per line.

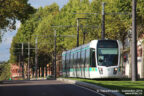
xmin=141 ymin=43 xmax=144 ymax=78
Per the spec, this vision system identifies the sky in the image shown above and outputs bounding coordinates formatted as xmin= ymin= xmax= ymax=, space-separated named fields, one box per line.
xmin=28 ymin=0 xmax=69 ymax=9
xmin=0 ymin=0 xmax=69 ymax=62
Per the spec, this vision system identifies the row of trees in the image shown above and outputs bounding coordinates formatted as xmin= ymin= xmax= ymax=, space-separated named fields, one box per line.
xmin=0 ymin=0 xmax=35 ymax=80
xmin=10 ymin=0 xmax=144 ymax=69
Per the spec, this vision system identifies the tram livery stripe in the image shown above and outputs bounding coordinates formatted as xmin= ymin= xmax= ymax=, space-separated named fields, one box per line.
xmin=69 ymin=68 xmax=98 ymax=72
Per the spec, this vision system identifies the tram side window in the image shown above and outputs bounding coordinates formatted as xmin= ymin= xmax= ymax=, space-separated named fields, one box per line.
xmin=70 ymin=53 xmax=72 ymax=68
xmin=71 ymin=54 xmax=74 ymax=68
xmin=76 ymin=52 xmax=78 ymax=65
xmin=62 ymin=55 xmax=65 ymax=71
xmin=79 ymin=50 xmax=82 ymax=65
xmin=78 ymin=51 xmax=80 ymax=66
xmin=74 ymin=52 xmax=77 ymax=67
xmin=85 ymin=48 xmax=90 ymax=66
xmin=69 ymin=53 xmax=71 ymax=68
xmin=76 ymin=52 xmax=78 ymax=67
xmin=66 ymin=54 xmax=69 ymax=71
xmin=90 ymin=48 xmax=96 ymax=67
xmin=81 ymin=50 xmax=85 ymax=66
xmin=70 ymin=53 xmax=73 ymax=69
xmin=65 ymin=54 xmax=67 ymax=71
xmin=68 ymin=54 xmax=70 ymax=71
xmin=80 ymin=50 xmax=83 ymax=66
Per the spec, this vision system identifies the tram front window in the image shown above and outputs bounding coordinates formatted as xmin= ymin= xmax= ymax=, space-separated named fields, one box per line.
xmin=97 ymin=40 xmax=118 ymax=67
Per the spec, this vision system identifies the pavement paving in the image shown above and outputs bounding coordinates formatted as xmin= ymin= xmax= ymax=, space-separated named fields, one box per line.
xmin=0 ymin=80 xmax=104 ymax=96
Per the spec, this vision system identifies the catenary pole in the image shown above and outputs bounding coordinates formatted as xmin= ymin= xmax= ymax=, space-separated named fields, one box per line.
xmin=21 ymin=42 xmax=25 ymax=79
xmin=35 ymin=37 xmax=38 ymax=79
xmin=27 ymin=42 xmax=30 ymax=80
xmin=132 ymin=0 xmax=137 ymax=81
xmin=54 ymin=30 xmax=57 ymax=79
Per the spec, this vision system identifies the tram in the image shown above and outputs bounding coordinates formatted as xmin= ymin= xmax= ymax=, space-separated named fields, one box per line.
xmin=62 ymin=40 xmax=122 ymax=79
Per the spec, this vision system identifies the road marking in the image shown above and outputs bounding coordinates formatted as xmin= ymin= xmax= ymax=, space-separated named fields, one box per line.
xmin=74 ymin=84 xmax=106 ymax=96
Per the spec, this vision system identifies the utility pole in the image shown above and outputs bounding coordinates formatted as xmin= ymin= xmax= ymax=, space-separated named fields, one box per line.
xmin=132 ymin=0 xmax=137 ymax=81
xmin=102 ymin=2 xmax=105 ymax=40
xmin=54 ymin=30 xmax=57 ymax=79
xmin=52 ymin=26 xmax=77 ymax=79
xmin=32 ymin=35 xmax=58 ymax=79
xmin=74 ymin=4 xmax=131 ymax=40
xmin=35 ymin=37 xmax=38 ymax=79
xmin=27 ymin=42 xmax=30 ymax=80
xmin=21 ymin=42 xmax=25 ymax=79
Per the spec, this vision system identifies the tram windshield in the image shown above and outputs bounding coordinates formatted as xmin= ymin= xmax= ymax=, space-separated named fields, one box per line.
xmin=97 ymin=40 xmax=118 ymax=67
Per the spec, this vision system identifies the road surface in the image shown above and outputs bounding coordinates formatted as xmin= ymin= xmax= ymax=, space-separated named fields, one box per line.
xmin=0 ymin=80 xmax=105 ymax=96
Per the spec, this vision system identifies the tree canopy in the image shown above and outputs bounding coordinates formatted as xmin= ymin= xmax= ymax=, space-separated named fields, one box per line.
xmin=0 ymin=0 xmax=35 ymax=41
xmin=10 ymin=0 xmax=144 ymax=68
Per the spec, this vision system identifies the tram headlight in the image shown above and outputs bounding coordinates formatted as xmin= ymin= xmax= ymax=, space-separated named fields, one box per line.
xmin=114 ymin=68 xmax=118 ymax=71
xmin=113 ymin=68 xmax=118 ymax=74
xmin=98 ymin=68 xmax=103 ymax=74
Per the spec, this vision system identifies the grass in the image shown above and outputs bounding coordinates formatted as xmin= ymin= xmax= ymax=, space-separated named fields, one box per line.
xmin=65 ymin=78 xmax=144 ymax=95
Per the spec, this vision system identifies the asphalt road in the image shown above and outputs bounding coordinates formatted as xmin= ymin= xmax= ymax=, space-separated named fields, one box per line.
xmin=0 ymin=80 xmax=104 ymax=96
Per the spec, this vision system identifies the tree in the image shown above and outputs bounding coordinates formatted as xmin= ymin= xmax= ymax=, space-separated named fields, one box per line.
xmin=0 ymin=62 xmax=11 ymax=81
xmin=10 ymin=3 xmax=60 ymax=65
xmin=0 ymin=0 xmax=35 ymax=41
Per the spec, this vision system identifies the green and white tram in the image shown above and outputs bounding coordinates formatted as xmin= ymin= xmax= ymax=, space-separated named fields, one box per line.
xmin=62 ymin=40 xmax=122 ymax=79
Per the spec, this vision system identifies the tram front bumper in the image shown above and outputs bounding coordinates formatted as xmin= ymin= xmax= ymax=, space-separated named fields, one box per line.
xmin=99 ymin=67 xmax=121 ymax=78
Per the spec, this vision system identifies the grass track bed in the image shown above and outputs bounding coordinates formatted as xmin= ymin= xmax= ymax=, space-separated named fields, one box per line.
xmin=66 ymin=78 xmax=144 ymax=96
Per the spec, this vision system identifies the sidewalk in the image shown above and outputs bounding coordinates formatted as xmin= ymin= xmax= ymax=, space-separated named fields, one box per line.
xmin=57 ymin=78 xmax=124 ymax=96
xmin=30 ymin=77 xmax=47 ymax=80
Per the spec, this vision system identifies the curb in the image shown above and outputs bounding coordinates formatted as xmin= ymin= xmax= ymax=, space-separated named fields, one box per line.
xmin=57 ymin=78 xmax=124 ymax=96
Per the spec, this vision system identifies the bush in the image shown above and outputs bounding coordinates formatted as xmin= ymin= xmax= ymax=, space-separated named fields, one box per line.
xmin=0 ymin=63 xmax=11 ymax=81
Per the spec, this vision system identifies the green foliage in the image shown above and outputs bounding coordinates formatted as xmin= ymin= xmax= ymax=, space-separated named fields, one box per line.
xmin=10 ymin=0 xmax=144 ymax=68
xmin=0 ymin=62 xmax=11 ymax=81
xmin=10 ymin=3 xmax=60 ymax=66
xmin=0 ymin=0 xmax=35 ymax=42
